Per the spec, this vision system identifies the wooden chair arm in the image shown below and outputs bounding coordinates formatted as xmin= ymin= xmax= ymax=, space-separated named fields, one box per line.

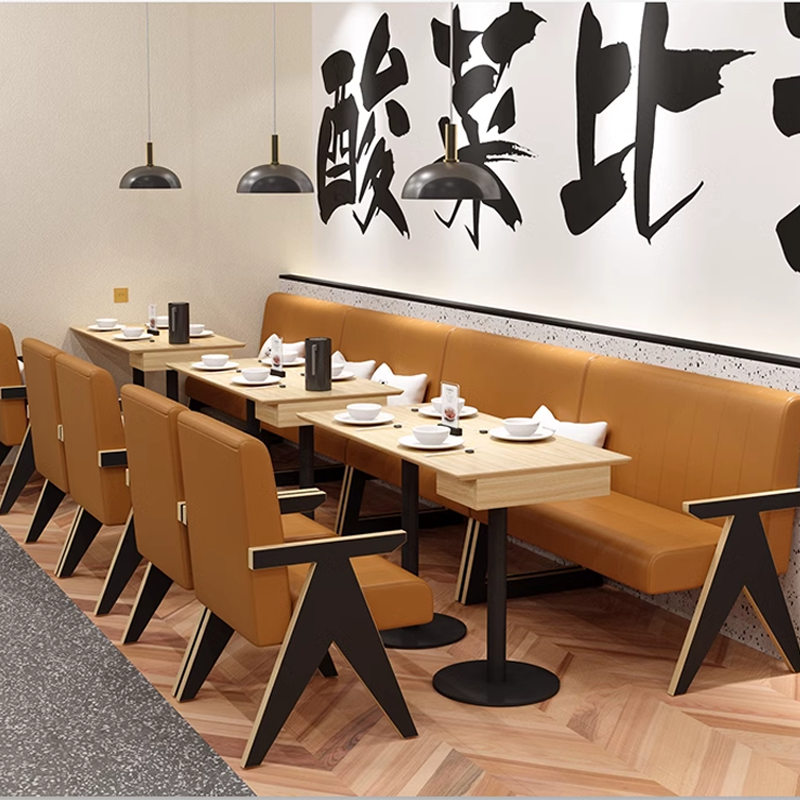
xmin=277 ymin=488 xmax=326 ymax=515
xmin=0 ymin=386 xmax=26 ymax=400
xmin=683 ymin=487 xmax=800 ymax=519
xmin=98 ymin=449 xmax=128 ymax=468
xmin=249 ymin=529 xmax=406 ymax=570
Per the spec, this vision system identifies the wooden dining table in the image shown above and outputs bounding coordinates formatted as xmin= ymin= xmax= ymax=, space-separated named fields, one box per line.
xmin=71 ymin=325 xmax=246 ymax=386
xmin=298 ymin=404 xmax=631 ymax=707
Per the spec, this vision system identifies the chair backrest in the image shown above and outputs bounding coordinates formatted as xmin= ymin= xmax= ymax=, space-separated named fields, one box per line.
xmin=177 ymin=411 xmax=292 ymax=647
xmin=54 ymin=353 xmax=129 ymax=525
xmin=21 ymin=338 xmax=69 ymax=492
xmin=0 ymin=324 xmax=27 ymax=448
xmin=120 ymin=385 xmax=193 ymax=590
xmin=260 ymin=292 xmax=351 ymax=351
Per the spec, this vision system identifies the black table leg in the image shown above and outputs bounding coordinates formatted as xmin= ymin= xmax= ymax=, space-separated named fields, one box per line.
xmin=166 ymin=369 xmax=179 ymax=401
xmin=245 ymin=399 xmax=259 ymax=437
xmin=381 ymin=459 xmax=467 ymax=650
xmin=432 ymin=507 xmax=560 ymax=706
xmin=298 ymin=426 xmax=314 ymax=489
xmin=133 ymin=368 xmax=145 ymax=387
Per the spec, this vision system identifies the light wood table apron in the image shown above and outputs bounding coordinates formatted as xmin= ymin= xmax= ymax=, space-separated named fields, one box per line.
xmin=165 ymin=358 xmax=401 ymax=490
xmin=298 ymin=405 xmax=631 ymax=707
xmin=71 ymin=326 xmax=246 ymax=387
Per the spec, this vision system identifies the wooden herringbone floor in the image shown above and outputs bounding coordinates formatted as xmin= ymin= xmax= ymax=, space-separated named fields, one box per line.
xmin=3 ymin=456 xmax=800 ymax=797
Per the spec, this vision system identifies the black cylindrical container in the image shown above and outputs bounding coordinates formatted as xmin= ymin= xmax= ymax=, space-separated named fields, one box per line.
xmin=168 ymin=302 xmax=190 ymax=344
xmin=305 ymin=337 xmax=331 ymax=391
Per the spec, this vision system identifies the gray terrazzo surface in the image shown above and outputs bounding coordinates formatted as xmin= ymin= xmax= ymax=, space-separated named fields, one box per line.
xmin=0 ymin=527 xmax=253 ymax=797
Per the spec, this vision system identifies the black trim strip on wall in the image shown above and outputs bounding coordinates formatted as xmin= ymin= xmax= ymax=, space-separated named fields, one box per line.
xmin=280 ymin=273 xmax=800 ymax=372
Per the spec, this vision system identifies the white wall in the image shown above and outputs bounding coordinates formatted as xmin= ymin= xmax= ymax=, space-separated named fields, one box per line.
xmin=311 ymin=2 xmax=800 ymax=361
xmin=0 ymin=3 xmax=314 ymax=386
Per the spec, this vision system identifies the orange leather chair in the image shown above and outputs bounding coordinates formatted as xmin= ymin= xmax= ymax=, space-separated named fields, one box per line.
xmin=173 ymin=410 xmax=434 ymax=767
xmin=0 ymin=324 xmax=34 ymax=515
xmin=19 ymin=339 xmax=70 ymax=542
xmin=53 ymin=353 xmax=140 ymax=616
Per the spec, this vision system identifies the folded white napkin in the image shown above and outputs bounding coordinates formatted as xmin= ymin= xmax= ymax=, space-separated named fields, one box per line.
xmin=331 ymin=350 xmax=377 ymax=379
xmin=532 ymin=405 xmax=608 ymax=447
xmin=371 ymin=362 xmax=428 ymax=406
xmin=258 ymin=334 xmax=306 ymax=361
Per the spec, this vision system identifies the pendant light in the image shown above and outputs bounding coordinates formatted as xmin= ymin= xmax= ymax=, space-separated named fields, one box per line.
xmin=237 ymin=3 xmax=313 ymax=194
xmin=402 ymin=2 xmax=500 ymax=200
xmin=119 ymin=4 xmax=181 ymax=189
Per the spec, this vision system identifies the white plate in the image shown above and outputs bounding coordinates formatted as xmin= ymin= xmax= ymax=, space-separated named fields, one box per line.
xmin=331 ymin=370 xmax=355 ymax=381
xmin=260 ymin=357 xmax=305 ymax=368
xmin=334 ymin=411 xmax=394 ymax=426
xmin=189 ymin=330 xmax=215 ymax=338
xmin=418 ymin=405 xmax=478 ymax=419
xmin=489 ymin=426 xmax=555 ymax=442
xmin=398 ymin=434 xmax=464 ymax=451
xmin=231 ymin=375 xmax=281 ymax=387
xmin=113 ymin=333 xmax=153 ymax=341
xmin=190 ymin=361 xmax=240 ymax=371
xmin=88 ymin=324 xmax=123 ymax=331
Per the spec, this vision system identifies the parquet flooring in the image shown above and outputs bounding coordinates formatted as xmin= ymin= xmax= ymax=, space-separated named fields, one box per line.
xmin=3 ymin=455 xmax=800 ymax=797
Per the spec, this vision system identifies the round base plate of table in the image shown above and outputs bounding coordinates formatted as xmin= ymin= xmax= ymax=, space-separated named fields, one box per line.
xmin=432 ymin=660 xmax=560 ymax=706
xmin=381 ymin=612 xmax=467 ymax=649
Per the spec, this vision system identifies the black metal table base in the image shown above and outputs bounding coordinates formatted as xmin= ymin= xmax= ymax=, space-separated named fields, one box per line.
xmin=381 ymin=612 xmax=467 ymax=649
xmin=432 ymin=660 xmax=560 ymax=707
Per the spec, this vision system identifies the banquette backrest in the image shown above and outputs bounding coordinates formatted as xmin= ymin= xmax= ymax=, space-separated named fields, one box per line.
xmin=579 ymin=357 xmax=800 ymax=570
xmin=260 ymin=292 xmax=351 ymax=351
xmin=0 ymin=323 xmax=27 ymax=448
xmin=120 ymin=385 xmax=193 ymax=590
xmin=54 ymin=353 xmax=130 ymax=525
xmin=21 ymin=338 xmax=69 ymax=493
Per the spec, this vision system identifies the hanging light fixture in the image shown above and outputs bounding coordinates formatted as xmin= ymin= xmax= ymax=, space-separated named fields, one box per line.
xmin=402 ymin=2 xmax=500 ymax=200
xmin=237 ymin=3 xmax=313 ymax=194
xmin=120 ymin=3 xmax=181 ymax=189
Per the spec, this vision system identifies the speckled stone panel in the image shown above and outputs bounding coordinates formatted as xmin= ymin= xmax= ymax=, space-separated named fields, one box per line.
xmin=0 ymin=527 xmax=253 ymax=797
xmin=281 ymin=277 xmax=800 ymax=658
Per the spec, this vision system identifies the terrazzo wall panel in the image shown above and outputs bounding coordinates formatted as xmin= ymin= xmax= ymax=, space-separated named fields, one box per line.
xmin=280 ymin=274 xmax=800 ymax=659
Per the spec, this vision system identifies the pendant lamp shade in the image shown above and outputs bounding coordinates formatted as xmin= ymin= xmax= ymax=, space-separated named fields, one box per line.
xmin=402 ymin=4 xmax=500 ymax=201
xmin=120 ymin=4 xmax=181 ymax=190
xmin=237 ymin=4 xmax=313 ymax=194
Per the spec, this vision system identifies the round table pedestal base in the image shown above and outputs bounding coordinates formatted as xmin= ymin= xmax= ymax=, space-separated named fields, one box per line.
xmin=433 ymin=660 xmax=560 ymax=706
xmin=381 ymin=613 xmax=467 ymax=649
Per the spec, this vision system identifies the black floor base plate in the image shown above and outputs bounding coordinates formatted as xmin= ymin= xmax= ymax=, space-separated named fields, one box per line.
xmin=432 ymin=659 xmax=560 ymax=706
xmin=381 ymin=613 xmax=467 ymax=649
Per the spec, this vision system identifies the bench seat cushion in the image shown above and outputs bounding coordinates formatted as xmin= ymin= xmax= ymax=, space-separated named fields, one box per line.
xmin=507 ymin=491 xmax=729 ymax=595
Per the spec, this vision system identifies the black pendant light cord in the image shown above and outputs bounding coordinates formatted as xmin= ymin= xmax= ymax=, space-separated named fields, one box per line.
xmin=449 ymin=1 xmax=454 ymax=126
xmin=273 ymin=2 xmax=277 ymax=138
xmin=146 ymin=2 xmax=152 ymax=146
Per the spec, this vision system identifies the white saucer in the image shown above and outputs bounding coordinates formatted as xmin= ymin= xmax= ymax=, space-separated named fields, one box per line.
xmin=113 ymin=333 xmax=153 ymax=341
xmin=334 ymin=411 xmax=394 ymax=426
xmin=280 ymin=357 xmax=305 ymax=367
xmin=231 ymin=375 xmax=281 ymax=387
xmin=191 ymin=360 xmax=240 ymax=371
xmin=418 ymin=405 xmax=478 ymax=419
xmin=489 ymin=426 xmax=554 ymax=442
xmin=189 ymin=330 xmax=215 ymax=338
xmin=88 ymin=324 xmax=123 ymax=332
xmin=331 ymin=370 xmax=355 ymax=381
xmin=398 ymin=434 xmax=464 ymax=451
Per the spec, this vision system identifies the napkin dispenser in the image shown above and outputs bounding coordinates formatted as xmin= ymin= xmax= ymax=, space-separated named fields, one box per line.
xmin=168 ymin=302 xmax=190 ymax=345
xmin=305 ymin=337 xmax=331 ymax=391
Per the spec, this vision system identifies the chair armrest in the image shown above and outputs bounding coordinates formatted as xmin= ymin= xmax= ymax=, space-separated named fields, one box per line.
xmin=277 ymin=488 xmax=326 ymax=515
xmin=98 ymin=449 xmax=128 ymax=468
xmin=0 ymin=386 xmax=26 ymax=400
xmin=684 ymin=487 xmax=800 ymax=519
xmin=249 ymin=529 xmax=406 ymax=570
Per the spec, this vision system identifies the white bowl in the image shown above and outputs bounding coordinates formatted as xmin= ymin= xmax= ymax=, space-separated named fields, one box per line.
xmin=347 ymin=403 xmax=381 ymax=421
xmin=95 ymin=318 xmax=118 ymax=329
xmin=201 ymin=353 xmax=229 ymax=367
xmin=241 ymin=367 xmax=270 ymax=382
xmin=283 ymin=346 xmax=301 ymax=362
xmin=122 ymin=326 xmax=145 ymax=339
xmin=413 ymin=425 xmax=450 ymax=445
xmin=189 ymin=323 xmax=205 ymax=336
xmin=431 ymin=396 xmax=466 ymax=413
xmin=503 ymin=417 xmax=539 ymax=437
xmin=331 ymin=361 xmax=345 ymax=377
xmin=156 ymin=315 xmax=169 ymax=327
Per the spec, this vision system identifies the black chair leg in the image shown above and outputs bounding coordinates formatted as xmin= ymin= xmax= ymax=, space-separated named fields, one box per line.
xmin=455 ymin=519 xmax=488 ymax=605
xmin=0 ymin=425 xmax=35 ymax=514
xmin=55 ymin=507 xmax=103 ymax=578
xmin=317 ymin=650 xmax=338 ymax=678
xmin=25 ymin=479 xmax=66 ymax=543
xmin=0 ymin=441 xmax=12 ymax=467
xmin=173 ymin=608 xmax=235 ymax=701
xmin=335 ymin=466 xmax=369 ymax=536
xmin=95 ymin=513 xmax=142 ymax=615
xmin=122 ymin=562 xmax=174 ymax=643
